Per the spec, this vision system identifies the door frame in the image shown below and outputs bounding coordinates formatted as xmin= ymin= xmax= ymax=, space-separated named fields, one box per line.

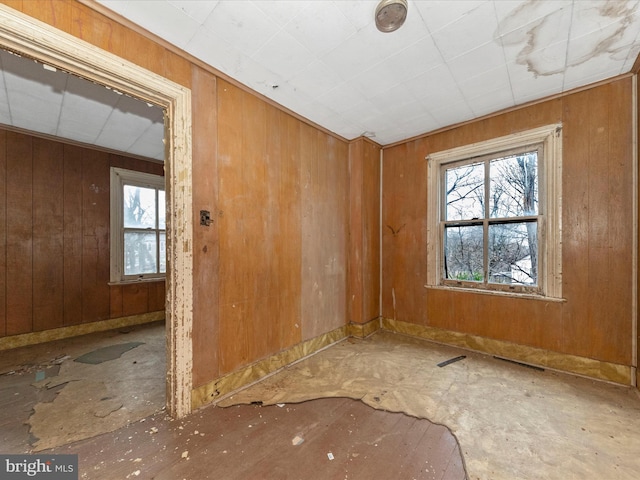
xmin=0 ymin=4 xmax=194 ymax=418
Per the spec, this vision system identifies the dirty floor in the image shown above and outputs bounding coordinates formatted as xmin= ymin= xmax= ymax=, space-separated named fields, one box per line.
xmin=50 ymin=397 xmax=466 ymax=480
xmin=219 ymin=331 xmax=640 ymax=480
xmin=2 ymin=326 xmax=640 ymax=480
xmin=0 ymin=321 xmax=165 ymax=452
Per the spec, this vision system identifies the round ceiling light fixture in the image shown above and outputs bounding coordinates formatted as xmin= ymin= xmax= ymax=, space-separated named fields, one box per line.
xmin=375 ymin=0 xmax=408 ymax=33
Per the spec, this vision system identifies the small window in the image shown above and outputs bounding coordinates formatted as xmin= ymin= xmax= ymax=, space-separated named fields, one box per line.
xmin=427 ymin=124 xmax=562 ymax=298
xmin=110 ymin=167 xmax=166 ymax=283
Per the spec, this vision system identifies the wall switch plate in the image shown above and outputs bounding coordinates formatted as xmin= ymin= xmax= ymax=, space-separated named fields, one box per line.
xmin=200 ymin=210 xmax=211 ymax=226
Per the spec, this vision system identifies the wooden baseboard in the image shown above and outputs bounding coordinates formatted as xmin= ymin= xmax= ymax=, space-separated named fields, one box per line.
xmin=191 ymin=325 xmax=350 ymax=411
xmin=347 ymin=317 xmax=381 ymax=338
xmin=0 ymin=312 xmax=165 ymax=351
xmin=382 ymin=318 xmax=633 ymax=385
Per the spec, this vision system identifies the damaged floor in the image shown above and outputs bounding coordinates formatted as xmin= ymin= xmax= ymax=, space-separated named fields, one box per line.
xmin=218 ymin=332 xmax=640 ymax=480
xmin=0 ymin=321 xmax=166 ymax=452
xmin=53 ymin=397 xmax=465 ymax=480
xmin=2 ymin=326 xmax=640 ymax=479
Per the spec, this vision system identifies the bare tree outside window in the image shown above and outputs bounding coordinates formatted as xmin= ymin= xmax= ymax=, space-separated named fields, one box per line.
xmin=123 ymin=184 xmax=165 ymax=276
xmin=443 ymin=150 xmax=539 ymax=287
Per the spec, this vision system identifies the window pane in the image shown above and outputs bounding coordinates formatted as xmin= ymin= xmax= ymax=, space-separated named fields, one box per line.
xmin=444 ymin=225 xmax=484 ymax=281
xmin=158 ymin=190 xmax=166 ymax=229
xmin=488 ymin=222 xmax=537 ymax=285
xmin=490 ymin=152 xmax=538 ymax=218
xmin=124 ymin=185 xmax=157 ymax=228
xmin=159 ymin=231 xmax=166 ymax=274
xmin=445 ymin=162 xmax=484 ymax=221
xmin=124 ymin=232 xmax=157 ymax=275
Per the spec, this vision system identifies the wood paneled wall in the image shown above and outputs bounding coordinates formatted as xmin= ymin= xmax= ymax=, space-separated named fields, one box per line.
xmin=382 ymin=78 xmax=634 ymax=367
xmin=2 ymin=1 xmax=354 ymax=394
xmin=215 ymin=80 xmax=349 ymax=378
xmin=349 ymin=138 xmax=381 ymax=324
xmin=0 ymin=129 xmax=165 ymax=337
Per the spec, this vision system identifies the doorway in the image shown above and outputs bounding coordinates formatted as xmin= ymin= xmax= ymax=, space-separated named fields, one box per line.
xmin=0 ymin=4 xmax=193 ymax=419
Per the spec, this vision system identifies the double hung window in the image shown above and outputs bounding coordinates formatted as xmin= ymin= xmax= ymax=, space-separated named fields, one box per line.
xmin=110 ymin=167 xmax=166 ymax=283
xmin=427 ymin=125 xmax=562 ymax=298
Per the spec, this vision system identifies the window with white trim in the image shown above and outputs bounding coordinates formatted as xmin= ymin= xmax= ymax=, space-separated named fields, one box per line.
xmin=110 ymin=167 xmax=166 ymax=283
xmin=427 ymin=124 xmax=562 ymax=298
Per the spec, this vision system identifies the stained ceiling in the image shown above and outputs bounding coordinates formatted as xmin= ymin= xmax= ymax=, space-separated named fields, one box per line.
xmin=1 ymin=0 xmax=640 ymax=160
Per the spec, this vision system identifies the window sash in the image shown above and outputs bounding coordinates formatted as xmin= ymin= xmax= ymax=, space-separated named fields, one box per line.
xmin=439 ymin=147 xmax=541 ymax=293
xmin=426 ymin=124 xmax=562 ymax=299
xmin=110 ymin=167 xmax=166 ymax=283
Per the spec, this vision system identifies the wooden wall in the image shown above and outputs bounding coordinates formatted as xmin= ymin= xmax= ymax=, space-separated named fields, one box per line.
xmin=215 ymin=80 xmax=349 ymax=378
xmin=0 ymin=129 xmax=165 ymax=337
xmin=193 ymin=76 xmax=353 ymax=386
xmin=382 ymin=77 xmax=634 ymax=367
xmin=0 ymin=1 xmax=355 ymax=389
xmin=5 ymin=0 xmax=633 ymax=391
xmin=349 ymin=138 xmax=381 ymax=324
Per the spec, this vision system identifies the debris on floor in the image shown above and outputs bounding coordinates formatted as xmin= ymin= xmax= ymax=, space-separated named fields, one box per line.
xmin=74 ymin=342 xmax=145 ymax=365
xmin=437 ymin=355 xmax=466 ymax=367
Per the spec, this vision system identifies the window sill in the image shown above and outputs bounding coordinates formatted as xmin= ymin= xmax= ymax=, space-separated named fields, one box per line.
xmin=424 ymin=284 xmax=566 ymax=303
xmin=109 ymin=277 xmax=166 ymax=286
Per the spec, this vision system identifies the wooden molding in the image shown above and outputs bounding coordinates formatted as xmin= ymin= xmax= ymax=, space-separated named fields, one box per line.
xmin=382 ymin=318 xmax=633 ymax=385
xmin=0 ymin=312 xmax=164 ymax=351
xmin=0 ymin=4 xmax=194 ymax=418
xmin=192 ymin=326 xmax=350 ymax=410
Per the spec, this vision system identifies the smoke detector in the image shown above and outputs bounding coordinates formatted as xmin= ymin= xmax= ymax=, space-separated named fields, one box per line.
xmin=375 ymin=0 xmax=408 ymax=33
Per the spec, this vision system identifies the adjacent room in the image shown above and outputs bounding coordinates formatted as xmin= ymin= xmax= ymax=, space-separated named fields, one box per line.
xmin=1 ymin=1 xmax=640 ymax=479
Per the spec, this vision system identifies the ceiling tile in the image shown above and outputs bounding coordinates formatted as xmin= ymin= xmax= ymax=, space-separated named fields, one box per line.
xmin=384 ymin=35 xmax=444 ymax=79
xmin=401 ymin=64 xmax=462 ymax=109
xmin=318 ymin=81 xmax=368 ymax=115
xmin=428 ymin=100 xmax=474 ymax=130
xmin=430 ymin=1 xmax=497 ymax=60
xmin=563 ymin=58 xmax=626 ymax=91
xmin=494 ymin=0 xmax=572 ymax=37
xmin=457 ymin=64 xmax=513 ymax=103
xmin=251 ymin=0 xmax=309 ymax=27
xmin=567 ymin=14 xmax=640 ymax=68
xmin=202 ymin=0 xmax=281 ymax=58
xmin=127 ymin=121 xmax=166 ymax=161
xmin=283 ymin=1 xmax=357 ymax=56
xmin=333 ymin=0 xmax=378 ymax=31
xmin=289 ymin=60 xmax=345 ymax=98
xmin=252 ymin=29 xmax=314 ymax=79
xmin=446 ymin=40 xmax=506 ymax=85
xmin=465 ymin=85 xmax=515 ymax=118
xmin=413 ymin=0 xmax=487 ymax=34
xmin=4 ymin=0 xmax=640 ymax=152
xmin=168 ymin=0 xmax=220 ymax=23
xmin=99 ymin=1 xmax=200 ymax=49
xmin=569 ymin=1 xmax=639 ymax=40
xmin=498 ymin=2 xmax=573 ymax=57
xmin=186 ymin=27 xmax=246 ymax=77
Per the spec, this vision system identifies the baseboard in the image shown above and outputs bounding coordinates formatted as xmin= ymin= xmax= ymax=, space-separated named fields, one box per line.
xmin=381 ymin=318 xmax=633 ymax=386
xmin=191 ymin=325 xmax=351 ymax=411
xmin=0 ymin=311 xmax=165 ymax=351
xmin=347 ymin=317 xmax=381 ymax=338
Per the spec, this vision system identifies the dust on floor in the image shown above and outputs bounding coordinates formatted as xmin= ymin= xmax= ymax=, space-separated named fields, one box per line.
xmin=0 ymin=322 xmax=165 ymax=452
xmin=219 ymin=331 xmax=640 ymax=480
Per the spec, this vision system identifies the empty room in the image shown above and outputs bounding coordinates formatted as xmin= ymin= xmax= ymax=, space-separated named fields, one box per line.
xmin=1 ymin=1 xmax=640 ymax=479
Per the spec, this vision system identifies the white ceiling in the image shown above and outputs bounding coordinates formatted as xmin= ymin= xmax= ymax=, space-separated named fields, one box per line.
xmin=0 ymin=48 xmax=166 ymax=160
xmin=1 ymin=0 xmax=640 ymax=160
xmin=97 ymin=0 xmax=640 ymax=145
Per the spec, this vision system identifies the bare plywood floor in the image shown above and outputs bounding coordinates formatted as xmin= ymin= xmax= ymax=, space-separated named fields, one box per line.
xmin=51 ymin=398 xmax=466 ymax=480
